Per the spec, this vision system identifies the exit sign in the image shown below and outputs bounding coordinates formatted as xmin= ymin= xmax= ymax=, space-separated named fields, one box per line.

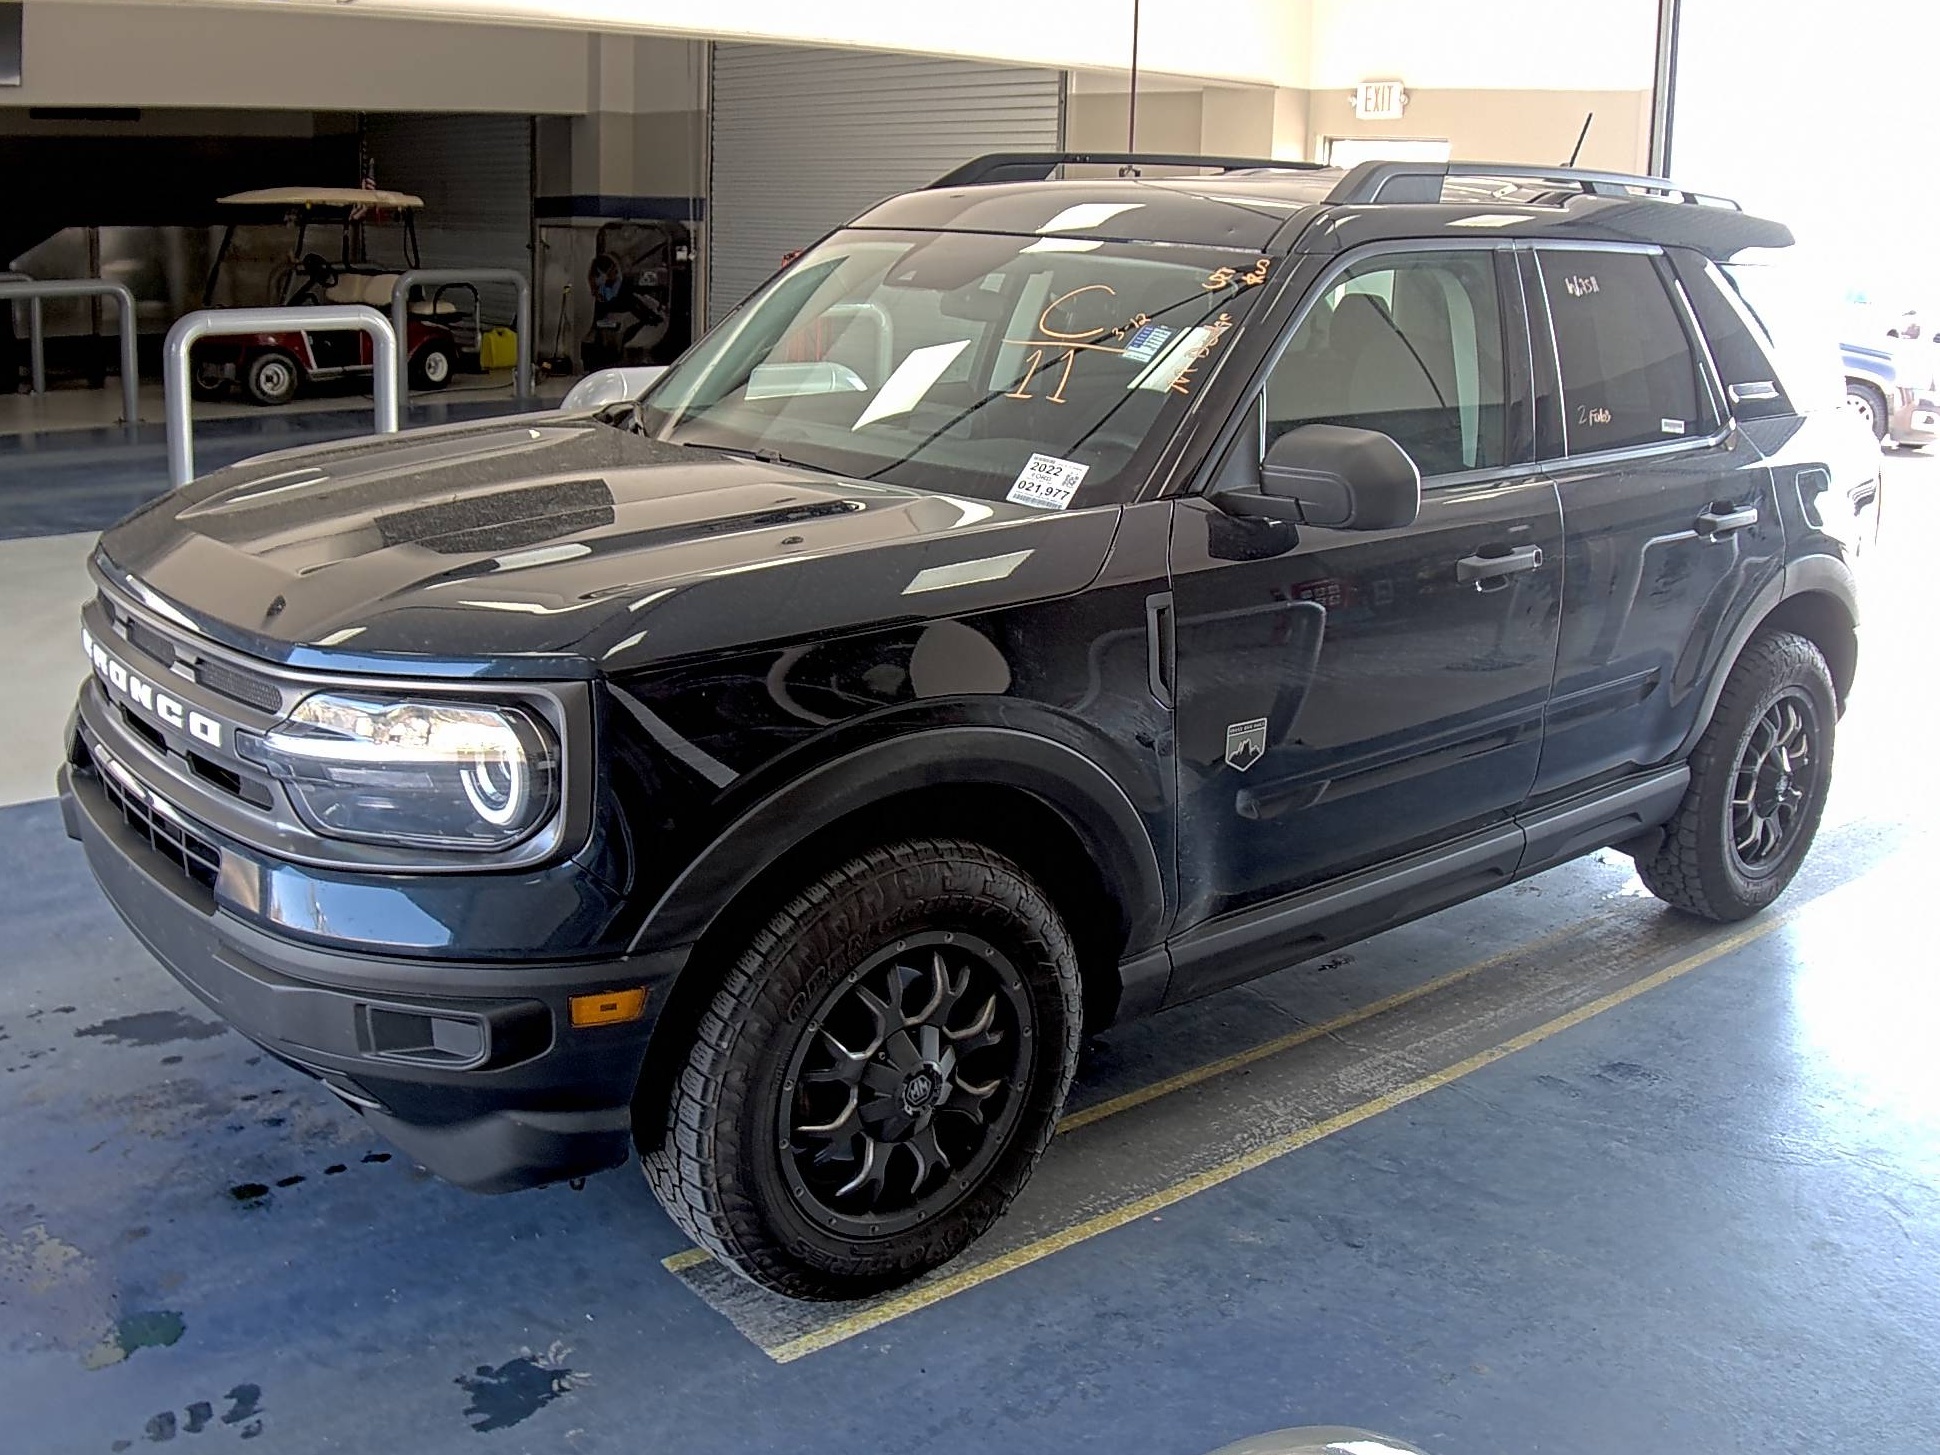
xmin=1352 ymin=80 xmax=1408 ymax=120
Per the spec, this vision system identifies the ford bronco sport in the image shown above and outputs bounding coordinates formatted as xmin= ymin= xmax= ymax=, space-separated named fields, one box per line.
xmin=60 ymin=153 xmax=1879 ymax=1299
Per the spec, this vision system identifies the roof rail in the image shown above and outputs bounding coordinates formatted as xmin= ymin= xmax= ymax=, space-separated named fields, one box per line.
xmin=1326 ymin=161 xmax=1741 ymax=211
xmin=932 ymin=152 xmax=1329 ymax=188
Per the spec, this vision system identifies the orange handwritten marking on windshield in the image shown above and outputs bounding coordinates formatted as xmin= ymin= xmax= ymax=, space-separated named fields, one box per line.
xmin=1035 ymin=284 xmax=1118 ymax=341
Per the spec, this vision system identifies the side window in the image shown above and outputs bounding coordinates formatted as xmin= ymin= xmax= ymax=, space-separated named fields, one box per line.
xmin=1265 ymin=250 xmax=1508 ymax=477
xmin=1537 ymin=249 xmax=1710 ymax=454
xmin=1665 ymin=250 xmax=1794 ymax=420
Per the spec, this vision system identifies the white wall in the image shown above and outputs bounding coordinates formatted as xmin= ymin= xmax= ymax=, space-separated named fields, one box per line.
xmin=33 ymin=0 xmax=1314 ymax=88
xmin=1302 ymin=0 xmax=1658 ymax=91
xmin=7 ymin=2 xmax=660 ymax=113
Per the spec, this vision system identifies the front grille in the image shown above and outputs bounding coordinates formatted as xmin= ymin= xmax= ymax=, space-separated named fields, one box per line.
xmin=85 ymin=742 xmax=221 ymax=891
xmin=193 ymin=656 xmax=282 ymax=713
xmin=101 ymin=589 xmax=284 ymax=715
xmin=123 ymin=614 xmax=181 ymax=671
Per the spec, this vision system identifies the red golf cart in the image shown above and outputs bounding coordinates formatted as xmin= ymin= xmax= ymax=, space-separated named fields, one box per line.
xmin=191 ymin=187 xmax=475 ymax=406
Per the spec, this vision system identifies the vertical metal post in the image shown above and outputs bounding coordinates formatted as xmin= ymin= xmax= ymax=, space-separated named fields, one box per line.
xmin=28 ymin=295 xmax=46 ymax=395
xmin=1649 ymin=0 xmax=1682 ymax=176
xmin=514 ymin=278 xmax=533 ymax=401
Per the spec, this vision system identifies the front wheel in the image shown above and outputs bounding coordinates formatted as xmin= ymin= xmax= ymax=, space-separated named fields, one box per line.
xmin=641 ymin=839 xmax=1082 ymax=1300
xmin=411 ymin=343 xmax=455 ymax=390
xmin=1635 ymin=630 xmax=1836 ymax=921
xmin=243 ymin=350 xmax=300 ymax=407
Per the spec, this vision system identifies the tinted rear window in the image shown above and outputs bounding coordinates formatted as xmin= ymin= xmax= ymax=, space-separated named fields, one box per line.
xmin=1537 ymin=250 xmax=1708 ymax=455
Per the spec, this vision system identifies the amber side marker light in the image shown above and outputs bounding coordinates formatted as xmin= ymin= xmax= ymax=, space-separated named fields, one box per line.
xmin=570 ymin=987 xmax=648 ymax=1027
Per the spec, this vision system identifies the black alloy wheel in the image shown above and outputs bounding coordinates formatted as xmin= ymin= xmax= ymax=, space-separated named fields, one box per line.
xmin=781 ymin=932 xmax=1030 ymax=1239
xmin=1728 ymin=689 xmax=1820 ymax=875
xmin=1636 ymin=629 xmax=1836 ymax=921
xmin=640 ymin=838 xmax=1082 ymax=1300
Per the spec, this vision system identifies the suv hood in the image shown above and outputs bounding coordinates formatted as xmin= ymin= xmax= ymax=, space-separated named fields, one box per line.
xmin=97 ymin=417 xmax=1121 ymax=676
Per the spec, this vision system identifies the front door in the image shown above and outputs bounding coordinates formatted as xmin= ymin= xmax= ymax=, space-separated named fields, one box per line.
xmin=1166 ymin=247 xmax=1562 ymax=996
xmin=1522 ymin=246 xmax=1785 ymax=798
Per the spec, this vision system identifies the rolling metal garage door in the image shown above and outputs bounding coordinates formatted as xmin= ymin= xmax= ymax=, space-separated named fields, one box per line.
xmin=364 ymin=113 xmax=532 ymax=328
xmin=706 ymin=45 xmax=1062 ymax=324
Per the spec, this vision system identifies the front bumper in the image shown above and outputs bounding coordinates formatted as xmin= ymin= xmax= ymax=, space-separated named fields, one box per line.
xmin=60 ymin=751 xmax=684 ymax=1193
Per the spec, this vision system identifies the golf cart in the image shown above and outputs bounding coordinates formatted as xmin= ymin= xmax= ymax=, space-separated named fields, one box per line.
xmin=191 ymin=187 xmax=476 ymax=406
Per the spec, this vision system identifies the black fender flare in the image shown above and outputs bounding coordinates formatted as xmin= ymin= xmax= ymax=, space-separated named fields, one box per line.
xmin=1676 ymin=553 xmax=1859 ymax=759
xmin=627 ymin=725 xmax=1169 ymax=958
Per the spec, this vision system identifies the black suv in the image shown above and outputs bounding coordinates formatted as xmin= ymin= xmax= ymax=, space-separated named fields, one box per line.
xmin=60 ymin=154 xmax=1878 ymax=1299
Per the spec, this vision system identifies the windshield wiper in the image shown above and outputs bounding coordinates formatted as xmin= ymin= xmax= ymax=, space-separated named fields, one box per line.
xmin=678 ymin=440 xmax=838 ymax=477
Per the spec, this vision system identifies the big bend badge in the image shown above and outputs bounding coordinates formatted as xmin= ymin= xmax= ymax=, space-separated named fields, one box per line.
xmin=1224 ymin=717 xmax=1267 ymax=773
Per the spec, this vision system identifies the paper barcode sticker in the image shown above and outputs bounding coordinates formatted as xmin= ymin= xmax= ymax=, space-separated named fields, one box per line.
xmin=1006 ymin=453 xmax=1089 ymax=511
xmin=1120 ymin=323 xmax=1174 ymax=363
xmin=1661 ymin=418 xmax=1687 ymax=435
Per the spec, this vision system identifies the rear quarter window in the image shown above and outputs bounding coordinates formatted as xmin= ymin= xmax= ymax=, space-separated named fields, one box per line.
xmin=1537 ymin=249 xmax=1711 ymax=455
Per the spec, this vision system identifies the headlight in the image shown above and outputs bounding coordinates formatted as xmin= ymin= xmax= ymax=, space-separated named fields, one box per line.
xmin=244 ymin=693 xmax=557 ymax=850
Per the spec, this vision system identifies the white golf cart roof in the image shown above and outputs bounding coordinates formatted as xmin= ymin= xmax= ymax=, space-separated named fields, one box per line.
xmin=217 ymin=187 xmax=425 ymax=209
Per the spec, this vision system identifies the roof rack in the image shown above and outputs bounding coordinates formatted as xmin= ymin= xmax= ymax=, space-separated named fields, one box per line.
xmin=1325 ymin=161 xmax=1740 ymax=210
xmin=932 ymin=151 xmax=1329 ymax=188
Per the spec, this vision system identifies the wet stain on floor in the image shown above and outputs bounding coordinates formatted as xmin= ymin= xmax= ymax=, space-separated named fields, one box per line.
xmin=114 ymin=1384 xmax=264 ymax=1446
xmin=74 ymin=1012 xmax=226 ymax=1049
xmin=455 ymin=1344 xmax=585 ymax=1433
xmin=83 ymin=1309 xmax=186 ymax=1370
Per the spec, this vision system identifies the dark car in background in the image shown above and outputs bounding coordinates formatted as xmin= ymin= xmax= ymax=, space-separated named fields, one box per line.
xmin=59 ymin=154 xmax=1879 ymax=1300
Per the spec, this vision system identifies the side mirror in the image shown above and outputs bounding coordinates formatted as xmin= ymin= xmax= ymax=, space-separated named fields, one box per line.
xmin=561 ymin=365 xmax=668 ymax=412
xmin=1222 ymin=423 xmax=1422 ymax=530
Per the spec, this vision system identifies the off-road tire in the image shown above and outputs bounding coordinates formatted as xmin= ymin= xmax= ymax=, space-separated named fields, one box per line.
xmin=641 ymin=838 xmax=1082 ymax=1300
xmin=1635 ymin=630 xmax=1836 ymax=921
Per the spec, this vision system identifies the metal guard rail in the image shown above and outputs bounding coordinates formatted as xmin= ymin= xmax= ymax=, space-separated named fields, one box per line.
xmin=0 ymin=278 xmax=142 ymax=428
xmin=387 ymin=268 xmax=532 ymax=404
xmin=163 ymin=306 xmax=398 ymax=490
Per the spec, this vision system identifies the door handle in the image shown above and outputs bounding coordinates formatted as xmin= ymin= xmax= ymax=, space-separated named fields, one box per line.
xmin=1457 ymin=544 xmax=1543 ymax=589
xmin=1696 ymin=503 xmax=1759 ymax=539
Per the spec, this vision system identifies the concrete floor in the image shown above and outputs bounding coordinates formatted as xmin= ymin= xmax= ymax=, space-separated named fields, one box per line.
xmin=0 ymin=443 xmax=1934 ymax=1455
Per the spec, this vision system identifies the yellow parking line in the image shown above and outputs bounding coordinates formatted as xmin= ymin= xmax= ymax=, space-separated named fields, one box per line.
xmin=762 ymin=903 xmax=1802 ymax=1363
xmin=1057 ymin=914 xmax=1604 ymax=1133
xmin=659 ymin=911 xmax=1612 ymax=1275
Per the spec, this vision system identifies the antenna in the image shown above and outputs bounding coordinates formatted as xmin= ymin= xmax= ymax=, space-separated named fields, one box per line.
xmin=1565 ymin=112 xmax=1594 ymax=167
xmin=1125 ymin=0 xmax=1142 ymax=170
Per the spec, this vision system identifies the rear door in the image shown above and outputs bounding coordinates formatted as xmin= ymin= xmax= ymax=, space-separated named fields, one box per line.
xmin=1525 ymin=244 xmax=1784 ymax=800
xmin=1165 ymin=245 xmax=1563 ymax=993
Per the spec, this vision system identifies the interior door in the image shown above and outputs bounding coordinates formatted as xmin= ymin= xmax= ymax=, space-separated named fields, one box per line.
xmin=1523 ymin=246 xmax=1785 ymax=799
xmin=1166 ymin=247 xmax=1563 ymax=991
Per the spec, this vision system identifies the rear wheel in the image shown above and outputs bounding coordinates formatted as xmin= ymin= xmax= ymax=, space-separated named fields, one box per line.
xmin=1635 ymin=630 xmax=1836 ymax=921
xmin=243 ymin=350 xmax=300 ymax=407
xmin=1845 ymin=379 xmax=1888 ymax=441
xmin=190 ymin=361 xmax=229 ymax=401
xmin=641 ymin=838 xmax=1082 ymax=1299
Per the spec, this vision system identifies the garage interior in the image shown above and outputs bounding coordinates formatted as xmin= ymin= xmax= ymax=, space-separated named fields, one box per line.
xmin=2 ymin=2 xmax=1936 ymax=1452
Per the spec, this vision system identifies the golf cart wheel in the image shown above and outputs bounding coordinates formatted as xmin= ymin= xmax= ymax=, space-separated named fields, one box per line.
xmin=243 ymin=350 xmax=300 ymax=407
xmin=640 ymin=838 xmax=1082 ymax=1300
xmin=190 ymin=361 xmax=229 ymax=401
xmin=412 ymin=343 xmax=455 ymax=390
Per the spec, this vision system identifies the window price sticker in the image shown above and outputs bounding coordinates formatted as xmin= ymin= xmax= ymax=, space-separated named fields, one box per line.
xmin=1006 ymin=453 xmax=1090 ymax=511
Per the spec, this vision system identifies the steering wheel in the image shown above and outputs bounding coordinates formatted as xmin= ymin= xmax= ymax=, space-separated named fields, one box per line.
xmin=288 ymin=252 xmax=338 ymax=304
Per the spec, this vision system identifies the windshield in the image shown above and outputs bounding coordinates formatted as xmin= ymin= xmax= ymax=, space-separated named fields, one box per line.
xmin=637 ymin=229 xmax=1276 ymax=508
